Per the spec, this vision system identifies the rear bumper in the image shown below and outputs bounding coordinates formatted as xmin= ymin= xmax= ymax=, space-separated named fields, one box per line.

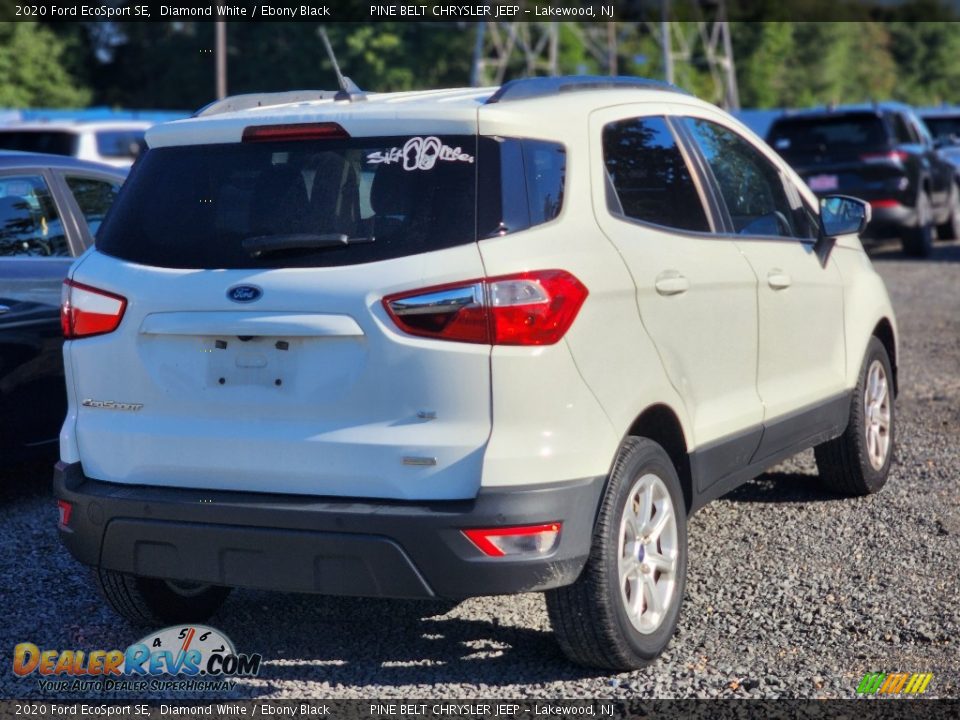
xmin=54 ymin=462 xmax=605 ymax=599
xmin=866 ymin=202 xmax=917 ymax=236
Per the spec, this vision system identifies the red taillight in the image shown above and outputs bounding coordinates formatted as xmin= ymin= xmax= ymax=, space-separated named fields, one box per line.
xmin=860 ymin=150 xmax=909 ymax=164
xmin=383 ymin=270 xmax=588 ymax=346
xmin=463 ymin=523 xmax=562 ymax=557
xmin=870 ymin=199 xmax=901 ymax=209
xmin=57 ymin=500 xmax=72 ymax=531
xmin=60 ymin=280 xmax=127 ymax=339
xmin=241 ymin=122 xmax=349 ymax=143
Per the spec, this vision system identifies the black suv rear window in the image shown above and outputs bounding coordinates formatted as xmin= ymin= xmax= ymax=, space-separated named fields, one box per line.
xmin=97 ymin=135 xmax=565 ymax=269
xmin=768 ymin=114 xmax=889 ymax=155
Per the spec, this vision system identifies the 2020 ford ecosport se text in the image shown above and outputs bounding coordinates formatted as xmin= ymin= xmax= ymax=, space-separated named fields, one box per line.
xmin=55 ymin=77 xmax=899 ymax=670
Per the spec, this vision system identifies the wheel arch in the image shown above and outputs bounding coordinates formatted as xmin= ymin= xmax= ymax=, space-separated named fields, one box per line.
xmin=623 ymin=404 xmax=694 ymax=515
xmin=872 ymin=317 xmax=898 ymax=396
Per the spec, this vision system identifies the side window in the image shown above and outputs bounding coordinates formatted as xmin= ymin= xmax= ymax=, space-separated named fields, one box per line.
xmin=683 ymin=118 xmax=815 ymax=239
xmin=908 ymin=115 xmax=932 ymax=146
xmin=0 ymin=174 xmax=70 ymax=257
xmin=890 ymin=113 xmax=915 ymax=145
xmin=602 ymin=116 xmax=710 ymax=232
xmin=478 ymin=137 xmax=566 ymax=239
xmin=65 ymin=175 xmax=122 ymax=238
xmin=523 ymin=140 xmax=565 ymax=226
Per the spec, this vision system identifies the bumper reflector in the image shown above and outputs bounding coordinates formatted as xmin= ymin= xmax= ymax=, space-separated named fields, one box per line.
xmin=463 ymin=522 xmax=561 ymax=557
xmin=57 ymin=500 xmax=73 ymax=531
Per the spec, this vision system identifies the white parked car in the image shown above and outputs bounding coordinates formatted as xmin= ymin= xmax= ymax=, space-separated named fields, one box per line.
xmin=0 ymin=121 xmax=151 ymax=168
xmin=54 ymin=77 xmax=898 ymax=669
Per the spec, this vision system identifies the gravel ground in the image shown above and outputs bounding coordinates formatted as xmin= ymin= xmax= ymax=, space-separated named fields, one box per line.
xmin=1 ymin=239 xmax=957 ymax=701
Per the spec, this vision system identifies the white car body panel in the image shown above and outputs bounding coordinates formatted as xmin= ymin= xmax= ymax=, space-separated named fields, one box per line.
xmin=60 ymin=82 xmax=899 ymax=505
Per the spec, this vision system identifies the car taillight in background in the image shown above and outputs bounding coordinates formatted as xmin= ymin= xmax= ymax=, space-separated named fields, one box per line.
xmin=860 ymin=150 xmax=909 ymax=164
xmin=383 ymin=270 xmax=588 ymax=346
xmin=60 ymin=280 xmax=127 ymax=339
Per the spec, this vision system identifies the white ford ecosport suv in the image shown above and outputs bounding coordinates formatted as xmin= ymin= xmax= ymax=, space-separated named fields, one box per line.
xmin=55 ymin=77 xmax=898 ymax=670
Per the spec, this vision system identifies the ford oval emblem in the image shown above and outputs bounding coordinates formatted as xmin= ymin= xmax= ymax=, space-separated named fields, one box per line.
xmin=227 ymin=285 xmax=263 ymax=303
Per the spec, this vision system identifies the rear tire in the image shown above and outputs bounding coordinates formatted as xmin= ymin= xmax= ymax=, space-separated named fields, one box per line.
xmin=546 ymin=437 xmax=687 ymax=670
xmin=814 ymin=337 xmax=895 ymax=496
xmin=936 ymin=182 xmax=960 ymax=240
xmin=94 ymin=568 xmax=231 ymax=626
xmin=901 ymin=191 xmax=935 ymax=257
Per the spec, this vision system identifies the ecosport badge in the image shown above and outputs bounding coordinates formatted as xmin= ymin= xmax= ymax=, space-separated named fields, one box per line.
xmin=82 ymin=399 xmax=143 ymax=412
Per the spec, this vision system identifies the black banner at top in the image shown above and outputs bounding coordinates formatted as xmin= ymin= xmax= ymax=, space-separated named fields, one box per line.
xmin=4 ymin=0 xmax=960 ymax=23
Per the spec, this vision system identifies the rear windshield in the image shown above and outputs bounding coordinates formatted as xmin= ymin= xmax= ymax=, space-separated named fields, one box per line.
xmin=95 ymin=130 xmax=146 ymax=160
xmin=0 ymin=130 xmax=79 ymax=156
xmin=767 ymin=114 xmax=889 ymax=154
xmin=97 ymin=134 xmax=565 ymax=269
xmin=922 ymin=116 xmax=960 ymax=142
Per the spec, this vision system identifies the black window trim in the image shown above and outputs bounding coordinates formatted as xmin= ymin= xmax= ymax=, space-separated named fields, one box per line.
xmin=675 ymin=115 xmax=818 ymax=246
xmin=600 ymin=113 xmax=722 ymax=239
xmin=55 ymin=170 xmax=125 ymax=250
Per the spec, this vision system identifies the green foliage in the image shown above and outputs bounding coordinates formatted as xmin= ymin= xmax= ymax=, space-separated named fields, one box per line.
xmin=0 ymin=22 xmax=91 ymax=108
xmin=7 ymin=21 xmax=960 ymax=112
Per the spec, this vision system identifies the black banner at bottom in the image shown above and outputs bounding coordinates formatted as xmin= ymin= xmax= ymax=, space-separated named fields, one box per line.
xmin=1 ymin=700 xmax=959 ymax=720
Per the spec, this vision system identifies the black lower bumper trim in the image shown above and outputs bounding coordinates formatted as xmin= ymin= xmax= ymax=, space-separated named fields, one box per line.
xmin=54 ymin=462 xmax=605 ymax=600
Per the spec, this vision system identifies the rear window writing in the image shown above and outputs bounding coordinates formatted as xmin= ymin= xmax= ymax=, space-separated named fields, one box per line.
xmin=97 ymin=135 xmax=566 ymax=269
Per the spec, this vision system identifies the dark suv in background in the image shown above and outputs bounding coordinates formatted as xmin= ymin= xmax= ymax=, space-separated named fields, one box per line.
xmin=767 ymin=103 xmax=959 ymax=257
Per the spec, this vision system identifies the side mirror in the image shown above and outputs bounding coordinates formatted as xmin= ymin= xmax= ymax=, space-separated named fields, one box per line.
xmin=815 ymin=195 xmax=871 ymax=264
xmin=820 ymin=195 xmax=870 ymax=237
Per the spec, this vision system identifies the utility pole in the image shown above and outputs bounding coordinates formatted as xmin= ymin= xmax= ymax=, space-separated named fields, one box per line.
xmin=215 ymin=20 xmax=227 ymax=100
xmin=661 ymin=1 xmax=673 ymax=84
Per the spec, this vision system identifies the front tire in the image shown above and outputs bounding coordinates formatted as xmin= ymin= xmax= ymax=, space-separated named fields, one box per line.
xmin=94 ymin=568 xmax=231 ymax=626
xmin=546 ymin=437 xmax=687 ymax=670
xmin=936 ymin=181 xmax=960 ymax=240
xmin=901 ymin=191 xmax=935 ymax=257
xmin=814 ymin=337 xmax=895 ymax=496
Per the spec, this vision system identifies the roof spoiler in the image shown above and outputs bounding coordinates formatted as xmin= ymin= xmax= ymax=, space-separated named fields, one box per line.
xmin=193 ymin=91 xmax=344 ymax=118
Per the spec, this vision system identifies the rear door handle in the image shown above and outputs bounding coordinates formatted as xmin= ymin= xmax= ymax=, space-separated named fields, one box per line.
xmin=654 ymin=271 xmax=689 ymax=296
xmin=767 ymin=270 xmax=792 ymax=290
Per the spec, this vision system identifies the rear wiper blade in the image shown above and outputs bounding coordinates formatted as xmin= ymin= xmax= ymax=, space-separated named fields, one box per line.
xmin=242 ymin=233 xmax=375 ymax=257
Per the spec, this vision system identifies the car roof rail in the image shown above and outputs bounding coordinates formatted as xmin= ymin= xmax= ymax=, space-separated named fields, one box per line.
xmin=193 ymin=90 xmax=344 ymax=118
xmin=485 ymin=75 xmax=692 ymax=104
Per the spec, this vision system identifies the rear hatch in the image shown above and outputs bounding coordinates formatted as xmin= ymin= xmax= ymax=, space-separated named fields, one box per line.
xmin=64 ymin=126 xmax=497 ymax=500
xmin=767 ymin=113 xmax=903 ymax=199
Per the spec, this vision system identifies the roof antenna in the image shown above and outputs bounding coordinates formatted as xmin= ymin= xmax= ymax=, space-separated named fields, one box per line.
xmin=319 ymin=26 xmax=365 ymax=102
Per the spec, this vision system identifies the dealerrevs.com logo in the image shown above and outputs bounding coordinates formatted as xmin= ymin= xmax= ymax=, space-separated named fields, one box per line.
xmin=12 ymin=625 xmax=261 ymax=693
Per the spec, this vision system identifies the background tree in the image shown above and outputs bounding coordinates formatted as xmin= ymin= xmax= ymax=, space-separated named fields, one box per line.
xmin=0 ymin=23 xmax=91 ymax=108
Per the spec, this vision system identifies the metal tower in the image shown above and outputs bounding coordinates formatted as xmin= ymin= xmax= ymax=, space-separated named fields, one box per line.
xmin=655 ymin=0 xmax=740 ymax=110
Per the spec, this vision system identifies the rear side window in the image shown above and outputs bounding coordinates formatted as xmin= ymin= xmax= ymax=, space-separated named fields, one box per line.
xmin=95 ymin=131 xmax=146 ymax=160
xmin=602 ymin=116 xmax=710 ymax=232
xmin=98 ymin=136 xmax=483 ymax=269
xmin=0 ymin=131 xmax=79 ymax=157
xmin=478 ymin=138 xmax=566 ymax=237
